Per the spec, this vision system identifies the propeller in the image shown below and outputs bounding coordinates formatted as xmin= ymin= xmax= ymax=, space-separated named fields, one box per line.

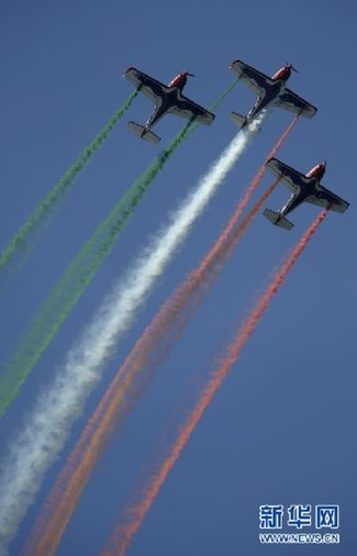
xmin=285 ymin=62 xmax=298 ymax=73
xmin=187 ymin=72 xmax=195 ymax=77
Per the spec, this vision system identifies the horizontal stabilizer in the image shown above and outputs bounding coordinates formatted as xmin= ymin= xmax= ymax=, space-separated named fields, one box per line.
xmin=230 ymin=111 xmax=247 ymax=128
xmin=263 ymin=208 xmax=294 ymax=231
xmin=128 ymin=121 xmax=161 ymax=144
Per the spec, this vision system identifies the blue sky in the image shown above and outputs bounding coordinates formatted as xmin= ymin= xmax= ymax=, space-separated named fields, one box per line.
xmin=0 ymin=1 xmax=356 ymax=554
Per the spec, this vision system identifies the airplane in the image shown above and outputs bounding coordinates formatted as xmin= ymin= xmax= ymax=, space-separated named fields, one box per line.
xmin=229 ymin=59 xmax=317 ymax=128
xmin=263 ymin=158 xmax=350 ymax=230
xmin=124 ymin=67 xmax=215 ymax=143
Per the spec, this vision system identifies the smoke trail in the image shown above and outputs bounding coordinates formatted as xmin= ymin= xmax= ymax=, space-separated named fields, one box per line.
xmin=186 ymin=116 xmax=298 ymax=283
xmin=0 ymin=85 xmax=244 ymax=551
xmin=22 ymin=115 xmax=300 ymax=556
xmin=21 ymin=120 xmax=263 ymax=556
xmin=0 ymin=92 xmax=138 ymax=273
xmin=0 ymin=81 xmax=237 ymax=420
xmin=103 ymin=208 xmax=328 ymax=556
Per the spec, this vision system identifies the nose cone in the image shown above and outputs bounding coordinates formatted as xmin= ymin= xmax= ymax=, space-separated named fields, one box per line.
xmin=306 ymin=161 xmax=327 ymax=180
xmin=168 ymin=72 xmax=192 ymax=89
xmin=286 ymin=63 xmax=298 ymax=74
xmin=315 ymin=161 xmax=326 ymax=180
xmin=320 ymin=161 xmax=327 ymax=177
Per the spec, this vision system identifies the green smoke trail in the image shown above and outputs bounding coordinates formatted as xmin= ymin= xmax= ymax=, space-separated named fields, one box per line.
xmin=0 ymin=81 xmax=237 ymax=418
xmin=0 ymin=91 xmax=138 ymax=272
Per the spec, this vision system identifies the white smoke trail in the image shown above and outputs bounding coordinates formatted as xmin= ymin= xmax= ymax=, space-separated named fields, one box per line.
xmin=0 ymin=116 xmax=263 ymax=552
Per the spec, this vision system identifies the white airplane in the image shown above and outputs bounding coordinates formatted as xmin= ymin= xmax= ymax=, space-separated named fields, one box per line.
xmin=229 ymin=59 xmax=317 ymax=128
xmin=124 ymin=67 xmax=215 ymax=143
xmin=264 ymin=158 xmax=350 ymax=230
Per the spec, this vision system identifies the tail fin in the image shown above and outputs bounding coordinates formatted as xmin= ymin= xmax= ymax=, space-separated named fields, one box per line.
xmin=263 ymin=208 xmax=294 ymax=231
xmin=230 ymin=111 xmax=247 ymax=128
xmin=128 ymin=121 xmax=161 ymax=144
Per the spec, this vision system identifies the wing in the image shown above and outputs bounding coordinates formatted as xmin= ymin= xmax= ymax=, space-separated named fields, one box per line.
xmin=266 ymin=158 xmax=309 ymax=192
xmin=124 ymin=67 xmax=169 ymax=105
xmin=306 ymin=185 xmax=350 ymax=213
xmin=276 ymin=88 xmax=317 ymax=119
xmin=169 ymin=94 xmax=215 ymax=125
xmin=230 ymin=59 xmax=274 ymax=94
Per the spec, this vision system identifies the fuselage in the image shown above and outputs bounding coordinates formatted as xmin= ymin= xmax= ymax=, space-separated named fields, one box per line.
xmin=248 ymin=65 xmax=292 ymax=120
xmin=146 ymin=72 xmax=192 ymax=129
xmin=281 ymin=162 xmax=327 ymax=217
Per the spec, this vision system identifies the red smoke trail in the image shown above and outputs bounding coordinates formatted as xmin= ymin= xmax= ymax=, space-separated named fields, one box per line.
xmin=25 ymin=119 xmax=298 ymax=556
xmin=103 ymin=208 xmax=328 ymax=555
